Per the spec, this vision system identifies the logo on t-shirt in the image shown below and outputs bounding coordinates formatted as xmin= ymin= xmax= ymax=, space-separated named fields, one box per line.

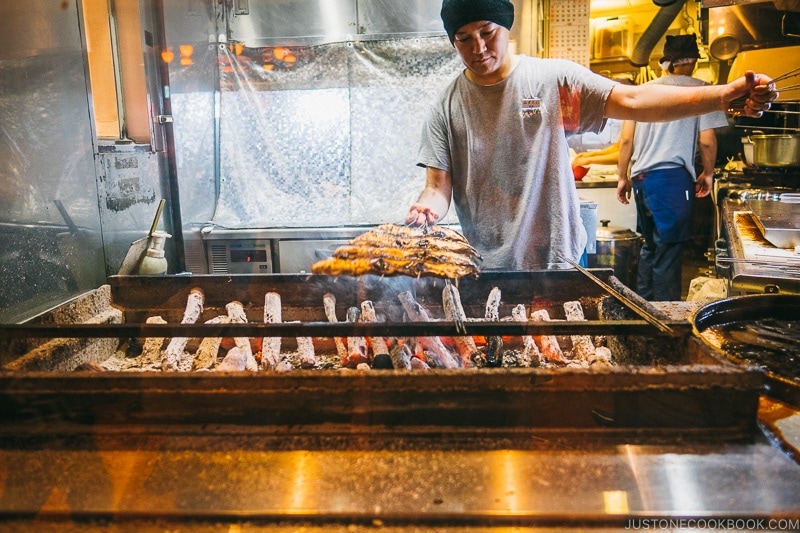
xmin=521 ymin=96 xmax=541 ymax=118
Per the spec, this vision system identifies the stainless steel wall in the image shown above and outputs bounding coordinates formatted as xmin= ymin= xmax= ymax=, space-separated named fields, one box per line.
xmin=0 ymin=1 xmax=105 ymax=322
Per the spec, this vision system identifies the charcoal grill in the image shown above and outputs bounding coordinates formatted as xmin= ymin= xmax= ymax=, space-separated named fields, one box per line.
xmin=0 ymin=270 xmax=763 ymax=444
xmin=4 ymin=270 xmax=800 ymax=530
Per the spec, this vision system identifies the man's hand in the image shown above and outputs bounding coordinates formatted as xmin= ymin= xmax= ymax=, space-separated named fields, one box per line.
xmin=616 ymin=177 xmax=632 ymax=205
xmin=405 ymin=203 xmax=439 ymax=227
xmin=727 ymin=71 xmax=778 ymax=118
xmin=695 ymin=172 xmax=714 ymax=198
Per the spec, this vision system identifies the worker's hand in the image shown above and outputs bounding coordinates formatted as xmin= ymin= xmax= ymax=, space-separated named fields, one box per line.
xmin=405 ymin=203 xmax=439 ymax=227
xmin=727 ymin=71 xmax=778 ymax=118
xmin=616 ymin=177 xmax=632 ymax=205
xmin=695 ymin=172 xmax=714 ymax=198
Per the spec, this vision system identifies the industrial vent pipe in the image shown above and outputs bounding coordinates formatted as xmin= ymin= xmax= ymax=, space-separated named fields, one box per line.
xmin=629 ymin=0 xmax=686 ymax=67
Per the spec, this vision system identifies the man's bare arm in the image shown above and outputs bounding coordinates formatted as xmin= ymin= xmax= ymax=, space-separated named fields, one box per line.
xmin=406 ymin=167 xmax=453 ymax=226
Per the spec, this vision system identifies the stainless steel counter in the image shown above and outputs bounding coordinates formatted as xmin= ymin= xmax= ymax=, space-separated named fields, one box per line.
xmin=1 ymin=434 xmax=799 ymax=530
xmin=2 ymin=299 xmax=800 ymax=531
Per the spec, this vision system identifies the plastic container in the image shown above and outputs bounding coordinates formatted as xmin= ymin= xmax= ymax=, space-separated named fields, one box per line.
xmin=138 ymin=231 xmax=170 ymax=275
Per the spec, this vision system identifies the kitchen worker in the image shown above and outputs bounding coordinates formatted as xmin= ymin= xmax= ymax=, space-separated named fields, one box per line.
xmin=405 ymin=0 xmax=777 ymax=270
xmin=616 ymin=34 xmax=728 ymax=301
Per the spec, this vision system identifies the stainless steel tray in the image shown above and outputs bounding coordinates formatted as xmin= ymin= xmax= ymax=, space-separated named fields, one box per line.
xmin=746 ymin=196 xmax=800 ymax=248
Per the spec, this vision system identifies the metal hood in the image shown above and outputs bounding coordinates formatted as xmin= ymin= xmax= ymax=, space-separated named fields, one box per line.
xmin=227 ymin=0 xmax=446 ymax=47
xmin=705 ymin=0 xmax=800 ymax=54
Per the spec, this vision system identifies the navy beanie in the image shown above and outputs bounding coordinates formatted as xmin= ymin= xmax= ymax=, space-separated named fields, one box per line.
xmin=441 ymin=0 xmax=515 ymax=44
xmin=659 ymin=34 xmax=701 ymax=64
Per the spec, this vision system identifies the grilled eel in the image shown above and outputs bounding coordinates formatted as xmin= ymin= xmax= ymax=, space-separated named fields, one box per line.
xmin=311 ymin=254 xmax=479 ymax=279
xmin=350 ymin=224 xmax=481 ymax=260
xmin=312 ymin=224 xmax=481 ymax=279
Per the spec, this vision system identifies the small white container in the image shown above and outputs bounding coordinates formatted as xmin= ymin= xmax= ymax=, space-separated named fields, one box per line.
xmin=138 ymin=231 xmax=171 ymax=275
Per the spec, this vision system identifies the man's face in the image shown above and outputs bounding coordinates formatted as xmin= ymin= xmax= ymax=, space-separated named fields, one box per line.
xmin=453 ymin=20 xmax=511 ymax=83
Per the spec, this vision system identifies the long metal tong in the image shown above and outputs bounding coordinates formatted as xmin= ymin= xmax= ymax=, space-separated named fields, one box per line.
xmin=728 ymin=68 xmax=800 ymax=113
xmin=564 ymin=258 xmax=675 ymax=335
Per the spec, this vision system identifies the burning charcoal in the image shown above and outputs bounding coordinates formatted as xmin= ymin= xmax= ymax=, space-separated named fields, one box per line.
xmin=471 ymin=351 xmax=488 ymax=367
xmin=410 ymin=357 xmax=431 ymax=370
xmin=296 ymin=335 xmax=316 ymax=369
xmin=590 ymin=346 xmax=614 ymax=368
xmin=74 ymin=361 xmax=106 ymax=372
xmin=442 ymin=281 xmax=480 ymax=367
xmin=563 ymin=301 xmax=596 ymax=362
xmin=484 ymin=287 xmax=503 ymax=367
xmin=322 ymin=293 xmax=348 ymax=363
xmin=162 ymin=287 xmax=204 ymax=372
xmin=216 ymin=346 xmax=248 ymax=372
xmin=123 ymin=338 xmax=143 ymax=358
xmin=530 ymin=309 xmax=568 ymax=364
xmin=389 ymin=342 xmax=413 ymax=370
xmin=275 ymin=359 xmax=293 ymax=372
xmin=398 ymin=291 xmax=461 ymax=369
xmin=511 ymin=304 xmax=539 ymax=367
xmin=226 ymin=301 xmax=259 ymax=372
xmin=140 ymin=315 xmax=168 ymax=365
xmin=346 ymin=306 xmax=369 ymax=368
xmin=262 ymin=292 xmax=282 ymax=370
xmin=193 ymin=315 xmax=230 ymax=370
xmin=372 ymin=353 xmax=393 ymax=369
xmin=361 ymin=300 xmax=390 ymax=359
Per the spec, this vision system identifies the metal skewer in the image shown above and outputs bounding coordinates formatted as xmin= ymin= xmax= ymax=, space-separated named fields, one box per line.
xmin=564 ymin=258 xmax=675 ymax=335
xmin=771 ymin=66 xmax=800 ymax=84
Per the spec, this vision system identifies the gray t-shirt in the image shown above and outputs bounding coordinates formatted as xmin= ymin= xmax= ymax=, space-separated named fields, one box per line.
xmin=418 ymin=56 xmax=616 ymax=270
xmin=630 ymin=75 xmax=729 ymax=179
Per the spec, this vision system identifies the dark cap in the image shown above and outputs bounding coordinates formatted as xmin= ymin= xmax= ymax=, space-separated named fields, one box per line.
xmin=441 ymin=0 xmax=515 ymax=45
xmin=659 ymin=34 xmax=701 ymax=64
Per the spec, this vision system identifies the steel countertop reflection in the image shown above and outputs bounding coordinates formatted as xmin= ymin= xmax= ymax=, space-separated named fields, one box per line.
xmin=1 ymin=432 xmax=800 ymax=529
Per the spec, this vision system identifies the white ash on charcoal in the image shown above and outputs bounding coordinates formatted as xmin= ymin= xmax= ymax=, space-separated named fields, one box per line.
xmin=510 ymin=304 xmax=539 ymax=367
xmin=275 ymin=359 xmax=294 ymax=372
xmin=216 ymin=346 xmax=249 ymax=372
xmin=92 ymin=284 xmax=620 ymax=373
xmin=398 ymin=290 xmax=462 ymax=369
xmin=442 ymin=281 xmax=481 ymax=367
xmin=262 ymin=292 xmax=283 ymax=370
xmin=295 ymin=332 xmax=317 ymax=369
xmin=361 ymin=300 xmax=390 ymax=359
xmin=226 ymin=301 xmax=259 ymax=372
xmin=100 ymin=315 xmax=166 ymax=372
xmin=140 ymin=316 xmax=168 ymax=366
xmin=389 ymin=342 xmax=413 ymax=370
xmin=193 ymin=315 xmax=230 ymax=370
xmin=322 ymin=292 xmax=348 ymax=363
xmin=482 ymin=287 xmax=504 ymax=368
xmin=590 ymin=346 xmax=614 ymax=367
xmin=563 ymin=301 xmax=596 ymax=362
xmin=162 ymin=288 xmax=205 ymax=372
xmin=410 ymin=356 xmax=431 ymax=370
xmin=345 ymin=306 xmax=370 ymax=368
xmin=529 ymin=309 xmax=569 ymax=365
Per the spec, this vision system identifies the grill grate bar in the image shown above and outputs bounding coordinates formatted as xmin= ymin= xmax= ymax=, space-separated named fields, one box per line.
xmin=0 ymin=320 xmax=688 ymax=339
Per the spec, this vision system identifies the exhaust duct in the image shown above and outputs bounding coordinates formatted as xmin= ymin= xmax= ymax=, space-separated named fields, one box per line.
xmin=629 ymin=0 xmax=686 ymax=67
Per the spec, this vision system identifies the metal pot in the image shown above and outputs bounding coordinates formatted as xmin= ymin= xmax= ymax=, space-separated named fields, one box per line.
xmin=745 ymin=133 xmax=800 ymax=168
xmin=588 ymin=220 xmax=643 ymax=289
